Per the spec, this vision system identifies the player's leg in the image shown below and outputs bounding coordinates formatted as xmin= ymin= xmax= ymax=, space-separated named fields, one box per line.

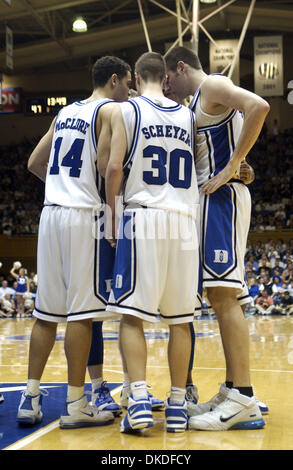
xmin=59 ymin=316 xmax=114 ymax=429
xmin=17 ymin=319 xmax=58 ymax=424
xmin=17 ymin=207 xmax=64 ymax=425
xmin=88 ymin=321 xmax=122 ymax=416
xmin=119 ymin=314 xmax=153 ymax=432
xmin=189 ymin=286 xmax=264 ymax=430
xmin=161 ymin=214 xmax=200 ymax=432
xmin=65 ymin=318 xmax=92 ymax=389
xmin=59 ymin=208 xmax=115 ymax=428
xmin=16 ymin=294 xmax=24 ymax=316
xmin=118 ymin=319 xmax=164 ymax=411
xmin=185 ymin=322 xmax=199 ymax=413
xmin=208 ymin=286 xmax=251 ymax=388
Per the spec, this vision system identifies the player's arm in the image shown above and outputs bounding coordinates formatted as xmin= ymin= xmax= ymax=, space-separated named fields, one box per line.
xmin=26 ymin=277 xmax=30 ymax=293
xmin=27 ymin=117 xmax=56 ymax=182
xmin=9 ymin=267 xmax=18 ymax=280
xmin=201 ymin=76 xmax=269 ymax=194
xmin=96 ymin=102 xmax=116 ymax=178
xmin=193 ymin=118 xmax=197 ymax=165
xmin=105 ymin=105 xmax=127 ymax=242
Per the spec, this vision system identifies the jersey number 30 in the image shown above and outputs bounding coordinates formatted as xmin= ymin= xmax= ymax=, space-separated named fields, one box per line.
xmin=49 ymin=137 xmax=84 ymax=177
xmin=143 ymin=145 xmax=192 ymax=189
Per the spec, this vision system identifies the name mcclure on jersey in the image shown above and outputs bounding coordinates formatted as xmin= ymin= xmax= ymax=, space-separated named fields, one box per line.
xmin=55 ymin=117 xmax=90 ymax=135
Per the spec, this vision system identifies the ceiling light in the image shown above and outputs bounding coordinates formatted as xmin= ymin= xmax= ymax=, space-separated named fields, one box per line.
xmin=72 ymin=17 xmax=88 ymax=33
xmin=200 ymin=0 xmax=217 ymax=4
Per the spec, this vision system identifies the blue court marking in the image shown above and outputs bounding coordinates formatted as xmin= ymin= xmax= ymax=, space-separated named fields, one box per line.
xmin=6 ymin=330 xmax=215 ymax=342
xmin=0 ymin=382 xmax=121 ymax=450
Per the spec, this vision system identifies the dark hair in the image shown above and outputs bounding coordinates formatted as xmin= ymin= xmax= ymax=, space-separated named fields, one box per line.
xmin=92 ymin=56 xmax=131 ymax=88
xmin=165 ymin=46 xmax=202 ymax=72
xmin=135 ymin=52 xmax=166 ymax=83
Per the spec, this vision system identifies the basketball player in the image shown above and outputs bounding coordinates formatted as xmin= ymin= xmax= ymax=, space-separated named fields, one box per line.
xmin=103 ymin=51 xmax=201 ymax=433
xmin=17 ymin=56 xmax=132 ymax=429
xmin=10 ymin=266 xmax=29 ymax=317
xmin=88 ymin=85 xmax=164 ymax=417
xmin=165 ymin=46 xmax=269 ymax=430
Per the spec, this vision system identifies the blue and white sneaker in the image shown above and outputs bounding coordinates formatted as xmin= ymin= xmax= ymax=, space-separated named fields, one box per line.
xmin=186 ymin=384 xmax=199 ymax=416
xmin=92 ymin=381 xmax=122 ymax=417
xmin=0 ymin=392 xmax=4 ymax=404
xmin=254 ymin=396 xmax=269 ymax=415
xmin=147 ymin=391 xmax=164 ymax=410
xmin=189 ymin=388 xmax=265 ymax=431
xmin=120 ymin=394 xmax=153 ymax=433
xmin=17 ymin=389 xmax=48 ymax=425
xmin=120 ymin=386 xmax=164 ymax=411
xmin=165 ymin=398 xmax=188 ymax=433
xmin=59 ymin=394 xmax=114 ymax=429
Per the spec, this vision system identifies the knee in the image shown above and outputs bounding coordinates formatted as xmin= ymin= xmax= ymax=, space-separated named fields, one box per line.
xmin=207 ymin=288 xmax=238 ymax=313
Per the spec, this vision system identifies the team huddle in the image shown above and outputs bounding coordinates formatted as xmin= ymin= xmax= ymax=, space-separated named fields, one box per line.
xmin=16 ymin=47 xmax=270 ymax=433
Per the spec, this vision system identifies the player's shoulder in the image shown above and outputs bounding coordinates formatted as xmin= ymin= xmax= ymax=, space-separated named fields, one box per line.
xmin=98 ymin=101 xmax=121 ymax=120
xmin=201 ymin=74 xmax=234 ymax=91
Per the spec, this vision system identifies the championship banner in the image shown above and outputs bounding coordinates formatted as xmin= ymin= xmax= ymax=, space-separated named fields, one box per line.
xmin=6 ymin=25 xmax=13 ymax=70
xmin=254 ymin=36 xmax=283 ymax=97
xmin=209 ymin=39 xmax=239 ymax=86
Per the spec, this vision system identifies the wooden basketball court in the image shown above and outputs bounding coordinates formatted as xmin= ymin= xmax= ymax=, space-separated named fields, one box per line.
xmin=1 ymin=313 xmax=293 ymax=451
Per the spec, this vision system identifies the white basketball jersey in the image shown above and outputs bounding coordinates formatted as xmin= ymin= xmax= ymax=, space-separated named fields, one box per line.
xmin=44 ymin=98 xmax=112 ymax=208
xmin=119 ymin=95 xmax=199 ymax=217
xmin=189 ymin=79 xmax=244 ymax=186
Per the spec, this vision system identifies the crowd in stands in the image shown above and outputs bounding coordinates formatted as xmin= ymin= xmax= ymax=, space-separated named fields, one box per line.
xmin=248 ymin=123 xmax=293 ymax=232
xmin=244 ymin=237 xmax=293 ymax=315
xmin=0 ymin=138 xmax=44 ymax=236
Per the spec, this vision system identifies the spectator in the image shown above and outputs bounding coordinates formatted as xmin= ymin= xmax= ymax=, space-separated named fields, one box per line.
xmin=248 ymin=278 xmax=260 ymax=305
xmin=259 ymin=274 xmax=274 ymax=296
xmin=0 ymin=280 xmax=15 ymax=298
xmin=0 ymin=294 xmax=16 ymax=318
xmin=279 ymin=291 xmax=293 ymax=315
xmin=255 ymin=289 xmax=275 ymax=315
xmin=23 ymin=292 xmax=34 ymax=317
xmin=258 ymin=255 xmax=271 ymax=275
xmin=271 ymin=275 xmax=285 ymax=306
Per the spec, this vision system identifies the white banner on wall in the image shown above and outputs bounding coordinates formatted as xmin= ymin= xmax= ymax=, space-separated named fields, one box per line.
xmin=209 ymin=39 xmax=239 ymax=86
xmin=254 ymin=36 xmax=283 ymax=97
xmin=6 ymin=25 xmax=13 ymax=70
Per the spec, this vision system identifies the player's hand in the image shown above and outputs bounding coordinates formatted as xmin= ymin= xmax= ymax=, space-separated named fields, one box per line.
xmin=201 ymin=161 xmax=236 ymax=194
xmin=105 ymin=216 xmax=117 ymax=249
xmin=239 ymin=161 xmax=255 ymax=185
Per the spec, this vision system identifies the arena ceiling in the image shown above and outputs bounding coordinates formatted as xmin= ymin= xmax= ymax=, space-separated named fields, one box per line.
xmin=0 ymin=0 xmax=293 ymax=74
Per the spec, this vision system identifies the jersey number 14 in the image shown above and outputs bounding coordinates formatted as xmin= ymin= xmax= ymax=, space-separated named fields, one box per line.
xmin=49 ymin=137 xmax=84 ymax=177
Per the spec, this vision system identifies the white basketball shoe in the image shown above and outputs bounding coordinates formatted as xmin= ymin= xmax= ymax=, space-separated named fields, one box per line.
xmin=189 ymin=388 xmax=265 ymax=431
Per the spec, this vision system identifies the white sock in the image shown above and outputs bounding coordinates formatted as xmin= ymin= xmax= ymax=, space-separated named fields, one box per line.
xmin=170 ymin=386 xmax=186 ymax=405
xmin=26 ymin=379 xmax=40 ymax=396
xmin=130 ymin=380 xmax=148 ymax=400
xmin=123 ymin=373 xmax=130 ymax=389
xmin=67 ymin=385 xmax=84 ymax=402
xmin=91 ymin=377 xmax=103 ymax=392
